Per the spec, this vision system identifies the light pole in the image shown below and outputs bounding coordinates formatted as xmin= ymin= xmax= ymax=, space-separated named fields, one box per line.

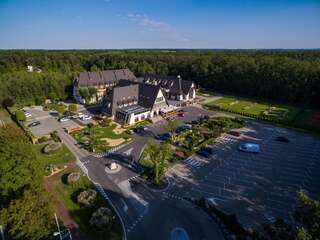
xmin=54 ymin=213 xmax=62 ymax=240
xmin=53 ymin=229 xmax=72 ymax=240
xmin=0 ymin=225 xmax=5 ymax=240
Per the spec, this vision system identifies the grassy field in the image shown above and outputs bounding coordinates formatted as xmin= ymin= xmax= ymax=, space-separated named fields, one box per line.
xmin=205 ymin=95 xmax=320 ymax=131
xmin=51 ymin=172 xmax=122 ymax=240
xmin=71 ymin=124 xmax=130 ymax=153
xmin=0 ymin=108 xmax=14 ymax=126
xmin=33 ymin=143 xmax=74 ymax=167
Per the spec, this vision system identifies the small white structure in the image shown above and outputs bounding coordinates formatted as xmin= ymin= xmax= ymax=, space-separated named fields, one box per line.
xmin=109 ymin=162 xmax=118 ymax=170
xmin=27 ymin=65 xmax=33 ymax=72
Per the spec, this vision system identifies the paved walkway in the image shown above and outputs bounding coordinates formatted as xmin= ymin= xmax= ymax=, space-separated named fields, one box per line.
xmin=44 ymin=162 xmax=88 ymax=240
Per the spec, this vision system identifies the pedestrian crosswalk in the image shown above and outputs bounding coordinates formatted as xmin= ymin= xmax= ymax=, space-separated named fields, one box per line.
xmin=183 ymin=157 xmax=204 ymax=168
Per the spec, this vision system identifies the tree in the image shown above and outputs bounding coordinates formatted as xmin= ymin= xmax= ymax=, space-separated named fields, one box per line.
xmin=78 ymin=87 xmax=89 ymax=101
xmin=2 ymin=98 xmax=14 ymax=108
xmin=56 ymin=103 xmax=66 ymax=116
xmin=164 ymin=119 xmax=180 ymax=142
xmin=143 ymin=141 xmax=172 ymax=185
xmin=0 ymin=126 xmax=42 ymax=201
xmin=294 ymin=191 xmax=320 ymax=239
xmin=0 ymin=189 xmax=55 ymax=240
xmin=15 ymin=110 xmax=26 ymax=121
xmin=88 ymin=87 xmax=97 ymax=101
xmin=68 ymin=104 xmax=77 ymax=114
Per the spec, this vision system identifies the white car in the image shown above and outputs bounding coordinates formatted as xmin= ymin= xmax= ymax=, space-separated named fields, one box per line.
xmin=81 ymin=115 xmax=92 ymax=121
xmin=24 ymin=112 xmax=32 ymax=118
xmin=59 ymin=117 xmax=70 ymax=122
xmin=238 ymin=143 xmax=260 ymax=153
xmin=78 ymin=112 xmax=85 ymax=118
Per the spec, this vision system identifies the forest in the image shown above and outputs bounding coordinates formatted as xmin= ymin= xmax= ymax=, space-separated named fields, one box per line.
xmin=0 ymin=50 xmax=319 ymax=107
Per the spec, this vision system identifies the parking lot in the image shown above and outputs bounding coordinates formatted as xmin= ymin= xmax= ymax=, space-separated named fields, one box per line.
xmin=23 ymin=106 xmax=94 ymax=138
xmin=166 ymin=122 xmax=320 ymax=230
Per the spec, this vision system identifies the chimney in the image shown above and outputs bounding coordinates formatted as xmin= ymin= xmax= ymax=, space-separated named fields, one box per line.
xmin=177 ymin=75 xmax=182 ymax=94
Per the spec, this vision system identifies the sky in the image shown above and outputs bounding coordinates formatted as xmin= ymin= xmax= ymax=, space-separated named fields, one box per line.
xmin=0 ymin=0 xmax=319 ymax=49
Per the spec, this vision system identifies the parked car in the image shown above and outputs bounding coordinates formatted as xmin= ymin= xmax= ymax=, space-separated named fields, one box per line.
xmin=196 ymin=149 xmax=211 ymax=158
xmin=28 ymin=121 xmax=40 ymax=127
xmin=59 ymin=117 xmax=70 ymax=122
xmin=238 ymin=143 xmax=260 ymax=153
xmin=24 ymin=112 xmax=32 ymax=118
xmin=176 ymin=125 xmax=191 ymax=133
xmin=275 ymin=136 xmax=290 ymax=143
xmin=228 ymin=130 xmax=241 ymax=137
xmin=81 ymin=115 xmax=92 ymax=121
xmin=191 ymin=120 xmax=200 ymax=125
xmin=155 ymin=133 xmax=171 ymax=141
xmin=201 ymin=147 xmax=215 ymax=154
xmin=178 ymin=112 xmax=185 ymax=117
xmin=134 ymin=126 xmax=147 ymax=134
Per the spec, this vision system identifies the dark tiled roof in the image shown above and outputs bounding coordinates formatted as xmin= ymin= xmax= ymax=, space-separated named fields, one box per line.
xmin=78 ymin=69 xmax=136 ymax=87
xmin=138 ymin=83 xmax=161 ymax=109
xmin=143 ymin=74 xmax=193 ymax=95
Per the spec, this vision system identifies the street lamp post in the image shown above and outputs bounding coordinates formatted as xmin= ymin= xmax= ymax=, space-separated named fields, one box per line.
xmin=54 ymin=213 xmax=62 ymax=240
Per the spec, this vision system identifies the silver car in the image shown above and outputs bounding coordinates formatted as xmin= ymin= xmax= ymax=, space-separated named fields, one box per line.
xmin=238 ymin=143 xmax=260 ymax=153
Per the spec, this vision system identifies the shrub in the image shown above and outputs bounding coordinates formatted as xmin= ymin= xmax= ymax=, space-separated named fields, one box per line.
xmin=37 ymin=136 xmax=50 ymax=143
xmin=68 ymin=104 xmax=77 ymax=114
xmin=66 ymin=172 xmax=81 ymax=184
xmin=15 ymin=110 xmax=26 ymax=121
xmin=42 ymin=142 xmax=61 ymax=154
xmin=101 ymin=118 xmax=112 ymax=127
xmin=90 ymin=207 xmax=112 ymax=229
xmin=50 ymin=131 xmax=61 ymax=142
xmin=77 ymin=189 xmax=97 ymax=206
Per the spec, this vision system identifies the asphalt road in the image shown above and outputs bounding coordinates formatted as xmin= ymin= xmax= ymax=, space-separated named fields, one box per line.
xmin=57 ymin=105 xmax=225 ymax=240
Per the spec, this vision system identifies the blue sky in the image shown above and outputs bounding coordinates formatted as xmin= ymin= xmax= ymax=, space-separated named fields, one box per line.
xmin=0 ymin=0 xmax=319 ymax=49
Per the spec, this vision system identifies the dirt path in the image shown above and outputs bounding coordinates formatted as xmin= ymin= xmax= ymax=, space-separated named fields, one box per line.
xmin=44 ymin=161 xmax=88 ymax=240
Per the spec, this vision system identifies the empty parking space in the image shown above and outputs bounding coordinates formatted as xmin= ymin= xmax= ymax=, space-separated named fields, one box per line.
xmin=166 ymin=122 xmax=320 ymax=230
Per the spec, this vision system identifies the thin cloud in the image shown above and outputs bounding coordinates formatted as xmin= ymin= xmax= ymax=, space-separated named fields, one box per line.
xmin=124 ymin=13 xmax=190 ymax=43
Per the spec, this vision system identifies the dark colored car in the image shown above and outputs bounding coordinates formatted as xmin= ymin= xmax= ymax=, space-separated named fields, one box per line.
xmin=191 ymin=120 xmax=200 ymax=125
xmin=134 ymin=126 xmax=147 ymax=134
xmin=156 ymin=133 xmax=171 ymax=141
xmin=196 ymin=149 xmax=211 ymax=158
xmin=178 ymin=112 xmax=185 ymax=117
xmin=28 ymin=121 xmax=40 ymax=127
xmin=201 ymin=147 xmax=215 ymax=154
xmin=275 ymin=136 xmax=290 ymax=142
xmin=175 ymin=125 xmax=191 ymax=133
xmin=228 ymin=130 xmax=241 ymax=137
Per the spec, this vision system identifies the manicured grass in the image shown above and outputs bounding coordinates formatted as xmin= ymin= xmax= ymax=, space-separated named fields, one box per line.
xmin=205 ymin=95 xmax=319 ymax=131
xmin=71 ymin=124 xmax=130 ymax=153
xmin=33 ymin=143 xmax=74 ymax=167
xmin=51 ymin=172 xmax=121 ymax=240
xmin=208 ymin=97 xmax=294 ymax=121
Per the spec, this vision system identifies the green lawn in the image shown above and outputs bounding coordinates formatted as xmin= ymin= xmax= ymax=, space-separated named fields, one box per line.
xmin=71 ymin=124 xmax=130 ymax=153
xmin=0 ymin=108 xmax=14 ymax=126
xmin=205 ymin=95 xmax=320 ymax=131
xmin=207 ymin=97 xmax=297 ymax=122
xmin=51 ymin=173 xmax=121 ymax=240
xmin=33 ymin=143 xmax=74 ymax=167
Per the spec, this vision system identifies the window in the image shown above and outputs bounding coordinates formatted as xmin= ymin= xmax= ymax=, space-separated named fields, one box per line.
xmin=155 ymin=96 xmax=164 ymax=103
xmin=135 ymin=117 xmax=139 ymax=122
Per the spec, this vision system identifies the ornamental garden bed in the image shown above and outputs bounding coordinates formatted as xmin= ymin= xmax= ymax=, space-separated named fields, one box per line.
xmin=71 ymin=123 xmax=131 ymax=153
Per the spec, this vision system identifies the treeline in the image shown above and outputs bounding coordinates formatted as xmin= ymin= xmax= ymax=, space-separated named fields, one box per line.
xmin=0 ymin=50 xmax=319 ymax=107
xmin=0 ymin=124 xmax=55 ymax=239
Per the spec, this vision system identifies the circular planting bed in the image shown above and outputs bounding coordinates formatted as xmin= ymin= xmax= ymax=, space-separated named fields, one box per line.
xmin=42 ymin=142 xmax=62 ymax=154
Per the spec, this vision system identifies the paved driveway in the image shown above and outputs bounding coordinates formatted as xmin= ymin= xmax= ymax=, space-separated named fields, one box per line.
xmin=23 ymin=107 xmax=90 ymax=138
xmin=165 ymin=122 xmax=320 ymax=230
